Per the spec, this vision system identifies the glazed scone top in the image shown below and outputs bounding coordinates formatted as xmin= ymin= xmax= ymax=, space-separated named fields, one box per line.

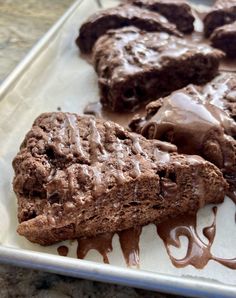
xmin=93 ymin=27 xmax=224 ymax=83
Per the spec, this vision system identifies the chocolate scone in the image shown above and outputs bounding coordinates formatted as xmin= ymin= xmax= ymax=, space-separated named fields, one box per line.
xmin=210 ymin=22 xmax=236 ymax=58
xmin=204 ymin=0 xmax=236 ymax=38
xmin=129 ymin=81 xmax=236 ymax=182
xmin=13 ymin=113 xmax=227 ymax=245
xmin=93 ymin=27 xmax=224 ymax=112
xmin=127 ymin=0 xmax=195 ymax=33
xmin=76 ymin=4 xmax=181 ymax=54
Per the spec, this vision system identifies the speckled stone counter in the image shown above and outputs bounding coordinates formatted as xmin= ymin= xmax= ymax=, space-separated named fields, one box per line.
xmin=0 ymin=1 xmax=183 ymax=297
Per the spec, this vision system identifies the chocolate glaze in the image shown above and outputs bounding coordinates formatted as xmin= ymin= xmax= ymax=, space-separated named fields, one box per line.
xmin=201 ymin=73 xmax=236 ymax=125
xmin=74 ymin=208 xmax=236 ymax=270
xmin=57 ymin=245 xmax=69 ymax=257
xmin=84 ymin=102 xmax=177 ymax=154
xmin=76 ymin=227 xmax=142 ymax=267
xmin=185 ymin=26 xmax=236 ymax=73
xmin=77 ymin=233 xmax=113 ymax=263
xmin=130 ymin=77 xmax=236 ymax=189
xmin=94 ymin=26 xmax=223 ymax=112
xmin=140 ymin=84 xmax=236 ymax=172
xmin=157 ymin=207 xmax=236 ymax=269
xmin=118 ymin=227 xmax=142 ymax=267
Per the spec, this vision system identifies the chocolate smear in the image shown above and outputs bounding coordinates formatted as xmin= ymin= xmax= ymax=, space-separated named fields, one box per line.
xmin=57 ymin=245 xmax=69 ymax=257
xmin=76 ymin=227 xmax=142 ymax=267
xmin=77 ymin=233 xmax=114 ymax=264
xmin=118 ymin=227 xmax=142 ymax=267
xmin=157 ymin=207 xmax=236 ymax=269
xmin=84 ymin=101 xmax=146 ymax=128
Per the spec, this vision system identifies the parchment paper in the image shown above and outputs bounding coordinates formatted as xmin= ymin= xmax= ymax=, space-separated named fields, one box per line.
xmin=0 ymin=0 xmax=235 ymax=285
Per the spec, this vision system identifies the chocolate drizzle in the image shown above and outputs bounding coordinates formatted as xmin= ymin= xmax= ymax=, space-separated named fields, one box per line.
xmin=132 ymin=78 xmax=236 ymax=189
xmin=157 ymin=207 xmax=236 ymax=270
xmin=84 ymin=101 xmax=146 ymax=128
xmin=118 ymin=227 xmax=142 ymax=267
xmin=141 ymin=84 xmax=236 ymax=155
xmin=76 ymin=227 xmax=142 ymax=267
xmin=57 ymin=245 xmax=69 ymax=257
xmin=57 ymin=211 xmax=236 ymax=270
xmin=89 ymin=117 xmax=106 ymax=164
xmin=66 ymin=114 xmax=85 ymax=160
xmin=77 ymin=233 xmax=113 ymax=264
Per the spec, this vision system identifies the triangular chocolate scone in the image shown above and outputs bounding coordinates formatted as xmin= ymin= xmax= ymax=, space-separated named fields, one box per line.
xmin=13 ymin=113 xmax=227 ymax=245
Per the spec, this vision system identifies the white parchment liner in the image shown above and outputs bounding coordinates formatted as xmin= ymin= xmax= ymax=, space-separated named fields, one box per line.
xmin=0 ymin=0 xmax=235 ymax=285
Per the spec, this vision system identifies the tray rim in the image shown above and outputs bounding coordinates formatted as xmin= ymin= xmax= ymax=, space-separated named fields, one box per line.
xmin=0 ymin=245 xmax=236 ymax=298
xmin=0 ymin=0 xmax=235 ymax=296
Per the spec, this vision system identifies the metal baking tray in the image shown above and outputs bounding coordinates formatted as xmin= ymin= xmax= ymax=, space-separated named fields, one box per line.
xmin=0 ymin=0 xmax=235 ymax=297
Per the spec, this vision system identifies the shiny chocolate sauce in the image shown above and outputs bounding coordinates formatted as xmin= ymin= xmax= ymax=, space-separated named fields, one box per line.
xmin=157 ymin=207 xmax=236 ymax=269
xmin=58 ymin=210 xmax=236 ymax=269
xmin=76 ymin=227 xmax=142 ymax=267
xmin=57 ymin=245 xmax=69 ymax=257
xmin=84 ymin=102 xmax=146 ymax=128
xmin=118 ymin=227 xmax=142 ymax=267
xmin=77 ymin=233 xmax=113 ymax=264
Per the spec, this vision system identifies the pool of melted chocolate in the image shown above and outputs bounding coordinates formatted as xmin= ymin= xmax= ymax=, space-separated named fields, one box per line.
xmin=77 ymin=233 xmax=113 ymax=264
xmin=57 ymin=245 xmax=69 ymax=257
xmin=84 ymin=102 xmax=146 ymax=128
xmin=59 ymin=204 xmax=235 ymax=270
xmin=157 ymin=207 xmax=236 ymax=270
xmin=76 ymin=227 xmax=142 ymax=267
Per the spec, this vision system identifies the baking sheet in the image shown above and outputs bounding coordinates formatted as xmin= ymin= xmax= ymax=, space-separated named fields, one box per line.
xmin=0 ymin=0 xmax=235 ymax=295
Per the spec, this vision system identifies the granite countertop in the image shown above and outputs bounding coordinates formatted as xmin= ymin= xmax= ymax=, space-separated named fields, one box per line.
xmin=0 ymin=1 xmax=183 ymax=297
